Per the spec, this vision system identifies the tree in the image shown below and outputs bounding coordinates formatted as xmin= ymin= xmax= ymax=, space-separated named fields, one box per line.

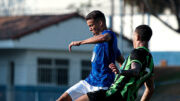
xmin=125 ymin=0 xmax=180 ymax=33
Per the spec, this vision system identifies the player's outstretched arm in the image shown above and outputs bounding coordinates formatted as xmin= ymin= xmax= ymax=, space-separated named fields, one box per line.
xmin=141 ymin=76 xmax=154 ymax=101
xmin=69 ymin=41 xmax=81 ymax=52
xmin=69 ymin=33 xmax=111 ymax=52
xmin=81 ymin=33 xmax=111 ymax=44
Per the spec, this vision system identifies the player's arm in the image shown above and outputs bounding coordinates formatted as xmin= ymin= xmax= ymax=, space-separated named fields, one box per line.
xmin=141 ymin=76 xmax=154 ymax=101
xmin=69 ymin=33 xmax=111 ymax=52
xmin=117 ymin=49 xmax=144 ymax=77
xmin=120 ymin=62 xmax=141 ymax=77
xmin=81 ymin=33 xmax=111 ymax=44
xmin=108 ymin=50 xmax=124 ymax=74
xmin=109 ymin=62 xmax=141 ymax=77
xmin=115 ymin=50 xmax=125 ymax=67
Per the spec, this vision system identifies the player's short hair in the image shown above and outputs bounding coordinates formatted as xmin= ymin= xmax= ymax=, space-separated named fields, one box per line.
xmin=135 ymin=25 xmax=152 ymax=42
xmin=85 ymin=10 xmax=106 ymax=23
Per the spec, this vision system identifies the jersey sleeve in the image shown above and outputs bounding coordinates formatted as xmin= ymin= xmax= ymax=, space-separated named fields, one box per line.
xmin=131 ymin=49 xmax=154 ymax=78
xmin=101 ymin=30 xmax=113 ymax=41
xmin=102 ymin=30 xmax=112 ymax=35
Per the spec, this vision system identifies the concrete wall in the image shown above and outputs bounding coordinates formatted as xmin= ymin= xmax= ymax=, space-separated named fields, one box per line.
xmin=0 ymin=49 xmax=27 ymax=86
xmin=25 ymin=49 xmax=92 ymax=86
xmin=0 ymin=49 xmax=92 ymax=86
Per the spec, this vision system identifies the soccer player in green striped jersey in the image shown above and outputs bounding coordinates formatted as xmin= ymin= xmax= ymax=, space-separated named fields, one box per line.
xmin=75 ymin=25 xmax=154 ymax=101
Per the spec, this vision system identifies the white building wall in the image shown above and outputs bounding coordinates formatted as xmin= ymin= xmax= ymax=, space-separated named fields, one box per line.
xmin=24 ymin=49 xmax=92 ymax=86
xmin=112 ymin=14 xmax=180 ymax=52
xmin=13 ymin=17 xmax=94 ymax=51
xmin=0 ymin=49 xmax=92 ymax=86
xmin=0 ymin=60 xmax=9 ymax=85
xmin=0 ymin=50 xmax=27 ymax=85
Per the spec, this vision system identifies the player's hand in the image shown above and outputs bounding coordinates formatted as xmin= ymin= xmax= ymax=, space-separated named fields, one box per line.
xmin=68 ymin=41 xmax=81 ymax=52
xmin=109 ymin=63 xmax=119 ymax=74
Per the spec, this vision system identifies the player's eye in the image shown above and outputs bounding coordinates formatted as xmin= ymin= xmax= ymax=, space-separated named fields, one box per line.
xmin=89 ymin=25 xmax=92 ymax=27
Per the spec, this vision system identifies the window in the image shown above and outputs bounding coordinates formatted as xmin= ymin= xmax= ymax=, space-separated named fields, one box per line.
xmin=55 ymin=59 xmax=68 ymax=85
xmin=9 ymin=61 xmax=15 ymax=86
xmin=81 ymin=60 xmax=91 ymax=79
xmin=38 ymin=58 xmax=69 ymax=85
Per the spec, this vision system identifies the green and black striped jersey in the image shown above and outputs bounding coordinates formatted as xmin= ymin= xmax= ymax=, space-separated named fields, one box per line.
xmin=106 ymin=47 xmax=154 ymax=101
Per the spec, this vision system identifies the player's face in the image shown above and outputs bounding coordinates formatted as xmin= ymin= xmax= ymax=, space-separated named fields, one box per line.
xmin=133 ymin=32 xmax=138 ymax=48
xmin=86 ymin=19 xmax=101 ymax=35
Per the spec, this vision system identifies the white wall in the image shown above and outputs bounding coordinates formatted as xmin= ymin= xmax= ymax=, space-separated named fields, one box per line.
xmin=0 ymin=49 xmax=92 ymax=86
xmin=149 ymin=15 xmax=180 ymax=51
xmin=13 ymin=17 xmax=94 ymax=51
xmin=111 ymin=14 xmax=180 ymax=51
xmin=0 ymin=49 xmax=27 ymax=85
xmin=0 ymin=60 xmax=9 ymax=85
xmin=25 ymin=49 xmax=92 ymax=86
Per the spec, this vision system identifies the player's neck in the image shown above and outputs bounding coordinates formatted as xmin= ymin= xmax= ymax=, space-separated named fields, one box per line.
xmin=102 ymin=26 xmax=108 ymax=31
xmin=136 ymin=41 xmax=148 ymax=49
xmin=98 ymin=26 xmax=108 ymax=35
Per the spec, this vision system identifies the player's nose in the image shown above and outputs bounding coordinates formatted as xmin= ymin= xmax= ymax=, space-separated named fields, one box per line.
xmin=89 ymin=27 xmax=93 ymax=31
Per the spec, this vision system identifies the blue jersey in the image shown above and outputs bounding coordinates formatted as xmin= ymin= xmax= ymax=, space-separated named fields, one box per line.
xmin=85 ymin=30 xmax=121 ymax=87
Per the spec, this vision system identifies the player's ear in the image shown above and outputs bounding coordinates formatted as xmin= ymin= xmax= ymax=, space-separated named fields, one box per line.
xmin=99 ymin=20 xmax=103 ymax=26
xmin=137 ymin=34 xmax=141 ymax=41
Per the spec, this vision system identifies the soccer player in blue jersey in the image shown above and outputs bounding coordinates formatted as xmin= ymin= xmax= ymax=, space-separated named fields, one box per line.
xmin=56 ymin=10 xmax=124 ymax=101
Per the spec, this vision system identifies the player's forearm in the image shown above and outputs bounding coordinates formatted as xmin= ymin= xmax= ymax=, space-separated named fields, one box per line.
xmin=120 ymin=62 xmax=141 ymax=77
xmin=116 ymin=55 xmax=125 ymax=67
xmin=141 ymin=89 xmax=153 ymax=101
xmin=141 ymin=77 xmax=154 ymax=101
xmin=80 ymin=34 xmax=111 ymax=45
xmin=120 ymin=69 xmax=140 ymax=77
xmin=80 ymin=37 xmax=103 ymax=44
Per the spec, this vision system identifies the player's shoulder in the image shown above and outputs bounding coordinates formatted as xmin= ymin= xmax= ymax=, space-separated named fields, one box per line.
xmin=131 ymin=48 xmax=148 ymax=55
xmin=130 ymin=48 xmax=148 ymax=61
xmin=131 ymin=48 xmax=141 ymax=55
xmin=102 ymin=30 xmax=114 ymax=35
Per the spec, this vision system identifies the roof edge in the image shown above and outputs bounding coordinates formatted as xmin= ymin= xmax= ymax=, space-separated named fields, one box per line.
xmin=10 ymin=12 xmax=84 ymax=40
